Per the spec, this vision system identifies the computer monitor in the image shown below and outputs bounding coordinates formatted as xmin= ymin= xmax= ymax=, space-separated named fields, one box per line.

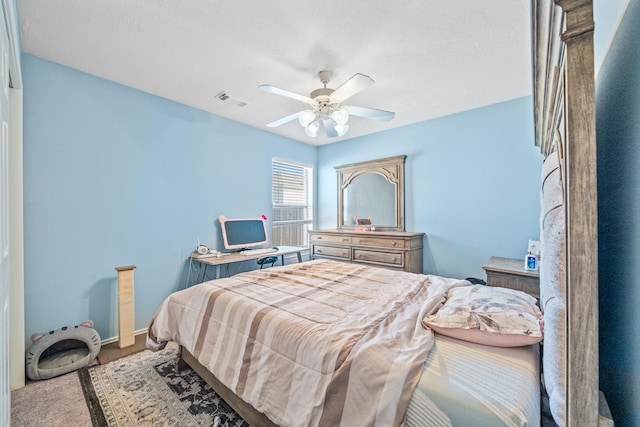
xmin=218 ymin=215 xmax=269 ymax=251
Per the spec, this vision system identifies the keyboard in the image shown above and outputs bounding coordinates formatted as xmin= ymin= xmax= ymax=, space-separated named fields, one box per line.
xmin=240 ymin=248 xmax=277 ymax=256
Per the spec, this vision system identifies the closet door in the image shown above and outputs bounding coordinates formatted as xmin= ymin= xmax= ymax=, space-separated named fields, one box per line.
xmin=0 ymin=6 xmax=10 ymax=424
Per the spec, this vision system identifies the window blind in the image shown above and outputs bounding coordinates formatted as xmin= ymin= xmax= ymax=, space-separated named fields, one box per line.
xmin=272 ymin=160 xmax=313 ymax=246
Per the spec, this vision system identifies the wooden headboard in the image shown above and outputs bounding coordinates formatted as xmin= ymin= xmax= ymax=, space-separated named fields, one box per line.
xmin=532 ymin=0 xmax=607 ymax=425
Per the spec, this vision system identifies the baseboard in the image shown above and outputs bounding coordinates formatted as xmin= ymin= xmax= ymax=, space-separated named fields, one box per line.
xmin=100 ymin=328 xmax=149 ymax=345
xmin=100 ymin=327 xmax=148 ymax=345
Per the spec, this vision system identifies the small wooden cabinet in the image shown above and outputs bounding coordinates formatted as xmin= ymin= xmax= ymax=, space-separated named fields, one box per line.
xmin=309 ymin=230 xmax=424 ymax=273
xmin=482 ymin=256 xmax=540 ymax=297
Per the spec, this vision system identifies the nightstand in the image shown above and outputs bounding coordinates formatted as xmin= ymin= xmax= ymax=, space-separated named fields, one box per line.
xmin=482 ymin=256 xmax=540 ymax=298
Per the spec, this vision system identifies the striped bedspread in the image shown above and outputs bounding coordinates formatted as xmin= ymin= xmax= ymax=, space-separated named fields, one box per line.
xmin=148 ymin=259 xmax=464 ymax=427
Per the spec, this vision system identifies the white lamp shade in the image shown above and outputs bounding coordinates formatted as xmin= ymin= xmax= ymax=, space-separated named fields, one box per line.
xmin=305 ymin=121 xmax=319 ymax=137
xmin=331 ymin=107 xmax=349 ymax=125
xmin=298 ymin=110 xmax=316 ymax=127
xmin=335 ymin=124 xmax=349 ymax=136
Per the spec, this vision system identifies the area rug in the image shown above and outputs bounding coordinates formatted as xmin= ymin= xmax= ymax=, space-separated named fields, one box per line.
xmin=79 ymin=343 xmax=249 ymax=427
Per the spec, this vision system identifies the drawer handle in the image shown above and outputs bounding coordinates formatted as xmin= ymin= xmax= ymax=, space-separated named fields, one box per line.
xmin=392 ymin=257 xmax=397 ymax=263
xmin=358 ymin=254 xmax=363 ymax=259
xmin=343 ymin=252 xmax=348 ymax=256
xmin=342 ymin=238 xmax=349 ymax=242
xmin=317 ymin=236 xmax=322 ymax=240
xmin=391 ymin=241 xmax=397 ymax=247
xmin=317 ymin=249 xmax=323 ymax=253
xmin=358 ymin=239 xmax=363 ymax=244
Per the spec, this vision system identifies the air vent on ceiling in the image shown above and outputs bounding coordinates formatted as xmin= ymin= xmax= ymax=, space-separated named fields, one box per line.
xmin=215 ymin=91 xmax=247 ymax=107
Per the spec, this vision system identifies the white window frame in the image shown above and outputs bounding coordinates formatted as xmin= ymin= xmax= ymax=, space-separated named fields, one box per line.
xmin=271 ymin=158 xmax=313 ymax=247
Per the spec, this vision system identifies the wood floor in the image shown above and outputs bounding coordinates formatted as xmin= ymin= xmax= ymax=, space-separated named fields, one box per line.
xmin=97 ymin=332 xmax=147 ymax=365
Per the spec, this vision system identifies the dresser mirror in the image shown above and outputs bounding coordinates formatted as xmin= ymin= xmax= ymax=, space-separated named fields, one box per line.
xmin=335 ymin=155 xmax=405 ymax=231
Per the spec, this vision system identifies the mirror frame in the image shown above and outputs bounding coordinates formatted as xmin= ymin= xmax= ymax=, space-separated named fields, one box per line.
xmin=335 ymin=155 xmax=406 ymax=231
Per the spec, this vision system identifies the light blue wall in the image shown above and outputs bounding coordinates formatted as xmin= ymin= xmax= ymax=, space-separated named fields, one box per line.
xmin=317 ymin=97 xmax=544 ymax=279
xmin=22 ymin=54 xmax=316 ymax=342
xmin=595 ymin=1 xmax=640 ymax=425
xmin=23 ymin=52 xmax=543 ymax=344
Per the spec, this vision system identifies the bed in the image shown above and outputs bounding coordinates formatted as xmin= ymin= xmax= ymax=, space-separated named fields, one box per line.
xmin=407 ymin=334 xmax=540 ymax=426
xmin=148 ymin=259 xmax=542 ymax=426
xmin=148 ymin=1 xmax=607 ymax=425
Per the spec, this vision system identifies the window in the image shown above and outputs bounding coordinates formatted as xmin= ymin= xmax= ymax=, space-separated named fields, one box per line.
xmin=272 ymin=159 xmax=313 ymax=247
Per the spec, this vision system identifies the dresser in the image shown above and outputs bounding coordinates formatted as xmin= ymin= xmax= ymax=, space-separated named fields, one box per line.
xmin=309 ymin=230 xmax=424 ymax=273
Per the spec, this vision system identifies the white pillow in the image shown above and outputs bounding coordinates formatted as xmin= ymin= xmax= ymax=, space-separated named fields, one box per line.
xmin=423 ymin=285 xmax=544 ymax=347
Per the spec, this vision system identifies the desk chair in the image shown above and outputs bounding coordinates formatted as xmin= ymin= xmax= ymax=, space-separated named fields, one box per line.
xmin=257 ymin=256 xmax=278 ymax=269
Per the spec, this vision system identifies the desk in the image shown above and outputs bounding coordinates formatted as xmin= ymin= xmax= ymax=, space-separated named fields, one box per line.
xmin=190 ymin=246 xmax=307 ymax=283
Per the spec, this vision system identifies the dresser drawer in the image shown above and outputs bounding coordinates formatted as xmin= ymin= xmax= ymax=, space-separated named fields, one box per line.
xmin=313 ymin=245 xmax=350 ymax=259
xmin=308 ymin=230 xmax=424 ymax=274
xmin=351 ymin=236 xmax=406 ymax=249
xmin=353 ymin=249 xmax=404 ymax=267
xmin=309 ymin=233 xmax=352 ymax=244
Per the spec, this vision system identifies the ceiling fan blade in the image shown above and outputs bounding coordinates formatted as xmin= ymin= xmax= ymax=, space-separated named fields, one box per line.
xmin=322 ymin=119 xmax=339 ymax=138
xmin=258 ymin=85 xmax=312 ymax=103
xmin=267 ymin=112 xmax=300 ymax=128
xmin=331 ymin=73 xmax=374 ymax=102
xmin=347 ymin=105 xmax=395 ymax=122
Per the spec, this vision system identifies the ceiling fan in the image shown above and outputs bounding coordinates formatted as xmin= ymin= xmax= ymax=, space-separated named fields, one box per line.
xmin=258 ymin=71 xmax=395 ymax=138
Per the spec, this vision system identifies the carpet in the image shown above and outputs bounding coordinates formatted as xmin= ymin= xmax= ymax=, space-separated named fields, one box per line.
xmin=79 ymin=343 xmax=249 ymax=427
xmin=11 ymin=369 xmax=93 ymax=427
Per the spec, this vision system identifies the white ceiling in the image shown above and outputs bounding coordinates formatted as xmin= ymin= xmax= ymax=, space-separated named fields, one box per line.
xmin=17 ymin=1 xmax=532 ymax=146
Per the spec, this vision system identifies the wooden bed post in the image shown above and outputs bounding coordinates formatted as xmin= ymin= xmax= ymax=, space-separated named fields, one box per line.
xmin=554 ymin=1 xmax=599 ymax=426
xmin=533 ymin=0 xmax=604 ymax=425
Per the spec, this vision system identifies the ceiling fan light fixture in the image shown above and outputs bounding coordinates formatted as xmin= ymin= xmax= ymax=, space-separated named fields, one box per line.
xmin=335 ymin=124 xmax=349 ymax=137
xmin=298 ymin=110 xmax=316 ymax=127
xmin=260 ymin=71 xmax=394 ymax=139
xmin=305 ymin=120 xmax=319 ymax=137
xmin=331 ymin=107 xmax=349 ymax=126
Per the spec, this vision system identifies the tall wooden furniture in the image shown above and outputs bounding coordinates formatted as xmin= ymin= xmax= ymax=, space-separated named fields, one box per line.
xmin=309 ymin=230 xmax=424 ymax=273
xmin=312 ymin=155 xmax=425 ymax=274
